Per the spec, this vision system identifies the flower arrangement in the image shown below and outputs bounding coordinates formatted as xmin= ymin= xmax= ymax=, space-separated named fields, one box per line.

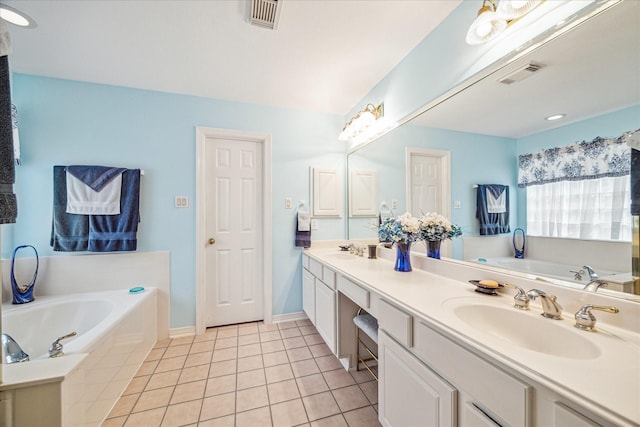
xmin=378 ymin=212 xmax=422 ymax=244
xmin=418 ymin=212 xmax=462 ymax=242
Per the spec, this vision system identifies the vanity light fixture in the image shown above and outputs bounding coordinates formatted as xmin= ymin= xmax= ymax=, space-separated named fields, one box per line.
xmin=545 ymin=113 xmax=565 ymax=121
xmin=466 ymin=0 xmax=543 ymax=45
xmin=339 ymin=103 xmax=384 ymax=142
xmin=0 ymin=4 xmax=37 ymax=28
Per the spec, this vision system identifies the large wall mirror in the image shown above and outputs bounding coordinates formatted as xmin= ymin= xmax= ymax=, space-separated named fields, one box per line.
xmin=346 ymin=0 xmax=640 ymax=299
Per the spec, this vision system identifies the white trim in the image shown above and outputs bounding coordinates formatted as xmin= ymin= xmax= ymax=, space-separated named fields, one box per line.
xmin=195 ymin=127 xmax=273 ymax=335
xmin=272 ymin=311 xmax=308 ymax=324
xmin=170 ymin=326 xmax=196 ymax=338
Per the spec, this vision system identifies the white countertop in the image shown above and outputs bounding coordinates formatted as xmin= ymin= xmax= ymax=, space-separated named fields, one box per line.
xmin=305 ymin=245 xmax=640 ymax=426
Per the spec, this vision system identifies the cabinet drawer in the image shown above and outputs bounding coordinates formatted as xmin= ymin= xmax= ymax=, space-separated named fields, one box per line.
xmin=302 ymin=254 xmax=310 ymax=270
xmin=415 ymin=321 xmax=531 ymax=427
xmin=322 ymin=266 xmax=336 ymax=289
xmin=308 ymin=257 xmax=323 ymax=278
xmin=378 ymin=299 xmax=413 ymax=348
xmin=337 ymin=275 xmax=369 ymax=308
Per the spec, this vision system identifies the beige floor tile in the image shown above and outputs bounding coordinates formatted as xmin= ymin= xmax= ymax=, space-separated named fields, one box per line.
xmin=190 ymin=340 xmax=215 ymax=354
xmin=132 ymin=387 xmax=173 ymax=413
xmin=109 ymin=393 xmax=140 ymax=417
xmin=265 ymin=363 xmax=295 ymax=384
xmin=161 ymin=399 xmax=202 ymax=427
xmin=145 ymin=348 xmax=166 ymax=361
xmin=310 ymin=414 xmax=348 ymax=427
xmin=358 ymin=381 xmax=378 ymax=405
xmin=271 ymin=398 xmax=309 ymax=427
xmin=291 ymin=359 xmax=320 ymax=378
xmin=309 ymin=343 xmax=333 ymax=358
xmin=163 ymin=344 xmax=191 ymax=358
xmin=238 ymin=333 xmax=261 ymax=345
xmin=215 ymin=336 xmax=239 ymax=349
xmin=170 ymin=335 xmax=195 ymax=346
xmin=287 ymin=346 xmax=313 ymax=362
xmin=322 ymin=369 xmax=355 ymax=390
xmin=145 ymin=370 xmax=181 ymax=391
xmin=235 ymin=406 xmax=272 ymax=427
xmin=268 ymin=378 xmax=301 ymax=404
xmin=237 ymin=368 xmax=266 ymax=390
xmin=170 ymin=379 xmax=206 ymax=404
xmin=331 ymin=385 xmax=369 ymax=412
xmin=279 ymin=327 xmax=302 ymax=338
xmin=296 ymin=319 xmax=313 ymax=327
xmin=197 ymin=414 xmax=235 ymax=427
xmin=123 ymin=407 xmax=166 ymax=427
xmin=296 ymin=373 xmax=329 ymax=397
xmin=153 ymin=338 xmax=172 ymax=349
xmin=259 ymin=323 xmax=280 ymax=333
xmin=123 ymin=376 xmax=150 ymax=395
xmin=238 ymin=322 xmax=259 ymax=335
xmin=102 ymin=415 xmax=127 ymax=427
xmin=184 ymin=351 xmax=213 ymax=368
xmin=263 ymin=350 xmax=290 ymax=367
xmin=238 ymin=343 xmax=262 ymax=358
xmin=261 ymin=339 xmax=286 ymax=354
xmin=283 ymin=336 xmax=307 ymax=349
xmin=136 ymin=360 xmax=159 ymax=376
xmin=200 ymin=392 xmax=236 ymax=420
xmin=218 ymin=324 xmax=239 ymax=331
xmin=299 ymin=325 xmax=317 ymax=335
xmin=236 ymin=385 xmax=269 ymax=412
xmin=209 ymin=359 xmax=237 ymax=377
xmin=260 ymin=330 xmax=282 ymax=342
xmin=277 ymin=321 xmax=299 ymax=330
xmin=205 ymin=374 xmax=237 ymax=397
xmin=350 ymin=369 xmax=376 ymax=384
xmin=238 ymin=354 xmax=264 ymax=372
xmin=155 ymin=355 xmax=186 ymax=373
xmin=342 ymin=406 xmax=381 ymax=427
xmin=212 ymin=347 xmax=237 ymax=362
xmin=302 ymin=391 xmax=341 ymax=421
xmin=217 ymin=328 xmax=239 ymax=339
xmin=194 ymin=329 xmax=217 ymax=342
xmin=178 ymin=364 xmax=210 ymax=384
xmin=303 ymin=334 xmax=325 ymax=346
xmin=315 ymin=355 xmax=343 ymax=372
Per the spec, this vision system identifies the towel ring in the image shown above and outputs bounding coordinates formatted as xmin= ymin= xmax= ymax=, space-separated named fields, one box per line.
xmin=297 ymin=200 xmax=308 ymax=213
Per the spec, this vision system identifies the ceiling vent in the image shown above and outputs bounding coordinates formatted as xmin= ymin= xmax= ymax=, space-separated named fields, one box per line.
xmin=498 ymin=62 xmax=545 ymax=85
xmin=250 ymin=0 xmax=281 ymax=30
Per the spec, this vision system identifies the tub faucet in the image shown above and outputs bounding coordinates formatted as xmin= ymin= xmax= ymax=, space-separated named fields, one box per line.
xmin=48 ymin=331 xmax=77 ymax=358
xmin=526 ymin=289 xmax=563 ymax=319
xmin=1 ymin=333 xmax=30 ymax=364
xmin=582 ymin=265 xmax=598 ymax=281
xmin=581 ymin=265 xmax=608 ymax=292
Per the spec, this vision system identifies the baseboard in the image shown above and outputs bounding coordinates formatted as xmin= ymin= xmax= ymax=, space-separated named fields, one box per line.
xmin=169 ymin=326 xmax=196 ymax=338
xmin=272 ymin=311 xmax=308 ymax=324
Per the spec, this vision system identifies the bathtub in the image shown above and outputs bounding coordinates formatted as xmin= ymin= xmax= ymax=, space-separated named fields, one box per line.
xmin=0 ymin=288 xmax=158 ymax=427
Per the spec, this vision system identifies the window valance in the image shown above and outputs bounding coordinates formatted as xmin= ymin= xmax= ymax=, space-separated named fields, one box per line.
xmin=517 ymin=131 xmax=633 ymax=188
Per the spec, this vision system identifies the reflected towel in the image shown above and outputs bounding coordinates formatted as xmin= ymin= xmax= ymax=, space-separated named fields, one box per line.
xmin=476 ymin=184 xmax=510 ymax=235
xmin=66 ymin=170 xmax=124 ymax=215
xmin=632 ymin=149 xmax=640 ymax=215
xmin=50 ymin=166 xmax=89 ymax=251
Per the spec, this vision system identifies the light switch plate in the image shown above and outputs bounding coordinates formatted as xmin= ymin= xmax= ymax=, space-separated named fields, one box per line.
xmin=175 ymin=196 xmax=189 ymax=208
xmin=311 ymin=219 xmax=318 ymax=230
xmin=285 ymin=197 xmax=292 ymax=209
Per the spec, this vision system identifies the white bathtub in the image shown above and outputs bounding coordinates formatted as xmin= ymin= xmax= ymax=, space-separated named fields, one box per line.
xmin=1 ymin=288 xmax=158 ymax=426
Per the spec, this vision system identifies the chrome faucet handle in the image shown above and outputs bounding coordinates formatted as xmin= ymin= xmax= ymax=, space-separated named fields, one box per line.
xmin=574 ymin=305 xmax=619 ymax=331
xmin=526 ymin=289 xmax=563 ymax=319
xmin=503 ymin=283 xmax=529 ymax=310
xmin=48 ymin=331 xmax=77 ymax=358
xmin=582 ymin=265 xmax=598 ymax=281
xmin=569 ymin=269 xmax=584 ymax=281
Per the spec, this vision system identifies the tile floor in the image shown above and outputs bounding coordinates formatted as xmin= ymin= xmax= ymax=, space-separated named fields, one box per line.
xmin=102 ymin=319 xmax=381 ymax=427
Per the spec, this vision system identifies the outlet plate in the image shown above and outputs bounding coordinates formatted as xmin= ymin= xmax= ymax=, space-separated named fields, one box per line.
xmin=175 ymin=196 xmax=189 ymax=208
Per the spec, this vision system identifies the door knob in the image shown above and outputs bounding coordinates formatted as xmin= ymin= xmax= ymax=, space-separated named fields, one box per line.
xmin=208 ymin=238 xmax=216 ymax=245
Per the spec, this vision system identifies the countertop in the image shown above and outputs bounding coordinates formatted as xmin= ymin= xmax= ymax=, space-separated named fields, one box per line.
xmin=304 ymin=245 xmax=640 ymax=426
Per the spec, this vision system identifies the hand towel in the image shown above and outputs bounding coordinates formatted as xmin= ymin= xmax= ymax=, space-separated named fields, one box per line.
xmin=476 ymin=184 xmax=510 ymax=235
xmin=0 ymin=54 xmax=16 ymax=224
xmin=65 ymin=165 xmax=126 ymax=215
xmin=486 ymin=186 xmax=507 ymax=213
xmin=632 ymin=148 xmax=640 ymax=216
xmin=88 ymin=169 xmax=141 ymax=252
xmin=295 ymin=214 xmax=311 ymax=248
xmin=50 ymin=166 xmax=89 ymax=251
xmin=297 ymin=211 xmax=310 ymax=231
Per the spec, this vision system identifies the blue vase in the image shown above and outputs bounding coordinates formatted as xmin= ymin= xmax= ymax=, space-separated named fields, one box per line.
xmin=11 ymin=245 xmax=38 ymax=304
xmin=395 ymin=242 xmax=412 ymax=272
xmin=427 ymin=240 xmax=441 ymax=259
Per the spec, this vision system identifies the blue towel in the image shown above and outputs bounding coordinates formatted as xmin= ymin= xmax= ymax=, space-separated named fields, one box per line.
xmin=476 ymin=184 xmax=510 ymax=235
xmin=66 ymin=165 xmax=126 ymax=191
xmin=88 ymin=169 xmax=140 ymax=252
xmin=632 ymin=149 xmax=640 ymax=216
xmin=295 ymin=216 xmax=311 ymax=248
xmin=0 ymin=55 xmax=16 ymax=224
xmin=50 ymin=166 xmax=89 ymax=251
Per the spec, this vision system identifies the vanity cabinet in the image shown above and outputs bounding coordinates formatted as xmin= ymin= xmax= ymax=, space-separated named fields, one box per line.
xmin=301 ymin=254 xmax=337 ymax=353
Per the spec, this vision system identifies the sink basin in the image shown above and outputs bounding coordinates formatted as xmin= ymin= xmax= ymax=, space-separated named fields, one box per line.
xmin=448 ymin=301 xmax=601 ymax=359
xmin=323 ymin=252 xmax=358 ymax=261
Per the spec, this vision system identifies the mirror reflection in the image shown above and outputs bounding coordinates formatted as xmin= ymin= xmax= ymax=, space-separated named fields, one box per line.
xmin=347 ymin=0 xmax=640 ymax=298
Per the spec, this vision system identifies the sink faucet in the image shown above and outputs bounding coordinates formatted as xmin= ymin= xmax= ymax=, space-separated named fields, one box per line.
xmin=526 ymin=289 xmax=563 ymax=319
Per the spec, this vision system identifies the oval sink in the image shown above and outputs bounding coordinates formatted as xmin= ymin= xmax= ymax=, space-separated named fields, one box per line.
xmin=450 ymin=302 xmax=601 ymax=359
xmin=323 ymin=253 xmax=358 ymax=261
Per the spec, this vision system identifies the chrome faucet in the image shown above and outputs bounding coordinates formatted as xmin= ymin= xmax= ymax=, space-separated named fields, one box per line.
xmin=526 ymin=289 xmax=563 ymax=319
xmin=582 ymin=265 xmax=608 ymax=292
xmin=1 ymin=333 xmax=30 ymax=364
xmin=574 ymin=304 xmax=619 ymax=331
xmin=582 ymin=265 xmax=598 ymax=281
xmin=503 ymin=283 xmax=529 ymax=310
xmin=48 ymin=332 xmax=77 ymax=358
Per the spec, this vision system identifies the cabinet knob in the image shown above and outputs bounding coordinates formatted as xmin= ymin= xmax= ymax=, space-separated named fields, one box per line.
xmin=208 ymin=238 xmax=216 ymax=245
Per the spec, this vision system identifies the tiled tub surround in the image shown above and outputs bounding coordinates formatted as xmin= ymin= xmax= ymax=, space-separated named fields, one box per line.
xmin=103 ymin=321 xmax=380 ymax=427
xmin=304 ymin=245 xmax=640 ymax=426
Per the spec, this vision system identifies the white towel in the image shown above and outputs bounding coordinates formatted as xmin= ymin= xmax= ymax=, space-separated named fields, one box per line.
xmin=66 ymin=172 xmax=123 ymax=215
xmin=486 ymin=188 xmax=506 ymax=213
xmin=297 ymin=211 xmax=311 ymax=231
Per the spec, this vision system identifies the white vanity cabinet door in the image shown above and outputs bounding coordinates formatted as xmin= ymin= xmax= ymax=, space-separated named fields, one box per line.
xmin=462 ymin=402 xmax=501 ymax=427
xmin=302 ymin=268 xmax=316 ymax=325
xmin=315 ymin=279 xmax=336 ymax=353
xmin=379 ymin=331 xmax=456 ymax=427
xmin=552 ymin=403 xmax=601 ymax=427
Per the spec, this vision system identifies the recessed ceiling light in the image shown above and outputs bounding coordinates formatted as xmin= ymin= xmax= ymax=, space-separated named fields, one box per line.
xmin=545 ymin=114 xmax=566 ymax=121
xmin=0 ymin=4 xmax=37 ymax=29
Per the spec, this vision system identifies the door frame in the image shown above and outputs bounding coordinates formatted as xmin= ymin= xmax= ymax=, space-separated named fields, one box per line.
xmin=195 ymin=126 xmax=272 ymax=334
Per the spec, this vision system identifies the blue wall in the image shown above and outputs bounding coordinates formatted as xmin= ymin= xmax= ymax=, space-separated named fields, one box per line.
xmin=7 ymin=74 xmax=345 ymax=328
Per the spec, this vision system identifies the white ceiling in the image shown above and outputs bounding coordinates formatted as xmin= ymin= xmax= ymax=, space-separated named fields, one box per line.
xmin=4 ymin=0 xmax=461 ymax=116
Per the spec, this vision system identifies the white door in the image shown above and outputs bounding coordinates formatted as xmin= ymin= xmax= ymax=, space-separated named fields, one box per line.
xmin=204 ymin=137 xmax=263 ymax=327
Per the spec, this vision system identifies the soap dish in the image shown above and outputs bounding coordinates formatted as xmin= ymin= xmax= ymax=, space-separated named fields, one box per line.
xmin=468 ymin=280 xmax=503 ymax=296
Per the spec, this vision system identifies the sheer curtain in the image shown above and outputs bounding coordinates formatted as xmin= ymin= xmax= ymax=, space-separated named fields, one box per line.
xmin=526 ymin=175 xmax=631 ymax=241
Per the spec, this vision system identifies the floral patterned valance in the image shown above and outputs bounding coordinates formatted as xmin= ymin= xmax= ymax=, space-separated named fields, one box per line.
xmin=517 ymin=131 xmax=634 ymax=188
